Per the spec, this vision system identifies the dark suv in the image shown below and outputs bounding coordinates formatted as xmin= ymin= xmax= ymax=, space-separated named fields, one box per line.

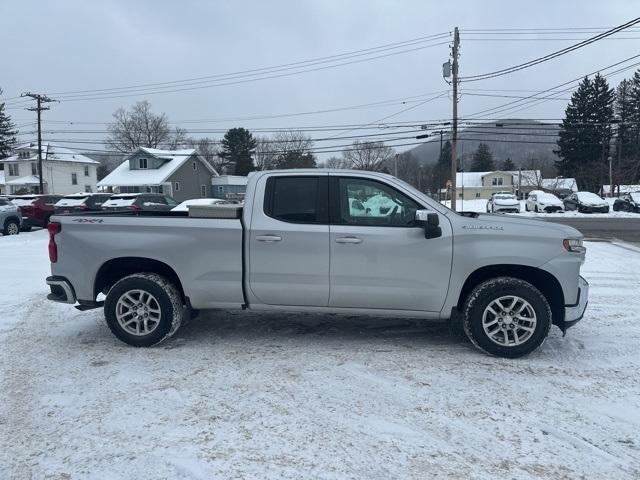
xmin=54 ymin=193 xmax=113 ymax=214
xmin=11 ymin=195 xmax=63 ymax=230
xmin=101 ymin=193 xmax=179 ymax=212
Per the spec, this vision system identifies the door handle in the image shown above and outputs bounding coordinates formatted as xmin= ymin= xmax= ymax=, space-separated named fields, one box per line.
xmin=335 ymin=236 xmax=362 ymax=244
xmin=256 ymin=234 xmax=282 ymax=242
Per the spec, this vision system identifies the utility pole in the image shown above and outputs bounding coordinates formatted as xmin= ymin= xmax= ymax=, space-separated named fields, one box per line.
xmin=21 ymin=92 xmax=57 ymax=194
xmin=394 ymin=153 xmax=398 ymax=177
xmin=450 ymin=27 xmax=460 ymax=211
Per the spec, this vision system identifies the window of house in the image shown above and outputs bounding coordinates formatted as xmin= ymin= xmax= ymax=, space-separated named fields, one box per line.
xmin=8 ymin=163 xmax=18 ymax=176
xmin=334 ymin=177 xmax=419 ymax=227
xmin=71 ymin=173 xmax=78 ymax=185
xmin=31 ymin=163 xmax=38 ymax=175
xmin=264 ymin=176 xmax=325 ymax=224
xmin=138 ymin=158 xmax=148 ymax=169
xmin=174 ymin=182 xmax=180 ymax=192
xmin=200 ymin=185 xmax=207 ymax=197
xmin=218 ymin=186 xmax=224 ymax=193
xmin=458 ymin=193 xmax=463 ymax=198
xmin=84 ymin=165 xmax=90 ymax=176
xmin=84 ymin=185 xmax=92 ymax=193
xmin=475 ymin=192 xmax=480 ymax=198
xmin=492 ymin=177 xmax=504 ymax=186
xmin=193 ymin=161 xmax=197 ymax=170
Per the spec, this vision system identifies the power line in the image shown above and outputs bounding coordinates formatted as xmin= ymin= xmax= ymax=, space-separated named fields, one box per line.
xmin=459 ymin=17 xmax=640 ymax=82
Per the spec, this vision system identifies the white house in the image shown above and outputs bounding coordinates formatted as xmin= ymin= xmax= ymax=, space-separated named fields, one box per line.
xmin=0 ymin=143 xmax=99 ymax=195
xmin=211 ymin=175 xmax=247 ymax=200
xmin=454 ymin=170 xmax=541 ymax=200
xmin=600 ymin=184 xmax=640 ymax=196
xmin=98 ymin=147 xmax=218 ymax=202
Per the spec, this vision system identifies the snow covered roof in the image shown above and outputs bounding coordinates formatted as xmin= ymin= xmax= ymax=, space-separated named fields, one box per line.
xmin=211 ymin=175 xmax=247 ymax=186
xmin=98 ymin=147 xmax=217 ymax=187
xmin=601 ymin=184 xmax=640 ymax=195
xmin=1 ymin=143 xmax=99 ymax=165
xmin=5 ymin=175 xmax=44 ymax=185
xmin=542 ymin=177 xmax=578 ymax=192
xmin=455 ymin=170 xmax=541 ymax=188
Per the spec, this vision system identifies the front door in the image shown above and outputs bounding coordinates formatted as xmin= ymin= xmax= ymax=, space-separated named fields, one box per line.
xmin=248 ymin=174 xmax=330 ymax=306
xmin=328 ymin=176 xmax=452 ymax=312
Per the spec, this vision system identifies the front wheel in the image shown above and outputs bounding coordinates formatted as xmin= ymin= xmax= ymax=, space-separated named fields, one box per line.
xmin=463 ymin=277 xmax=551 ymax=358
xmin=104 ymin=273 xmax=185 ymax=347
xmin=3 ymin=219 xmax=20 ymax=236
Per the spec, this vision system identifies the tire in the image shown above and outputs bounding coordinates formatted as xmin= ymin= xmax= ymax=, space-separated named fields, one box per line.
xmin=525 ymin=204 xmax=529 ymax=212
xmin=462 ymin=277 xmax=552 ymax=358
xmin=534 ymin=205 xmax=538 ymax=212
xmin=3 ymin=219 xmax=20 ymax=236
xmin=104 ymin=273 xmax=184 ymax=347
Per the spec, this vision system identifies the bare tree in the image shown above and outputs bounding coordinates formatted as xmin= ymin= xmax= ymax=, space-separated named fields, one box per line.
xmin=106 ymin=101 xmax=184 ymax=153
xmin=186 ymin=137 xmax=229 ymax=174
xmin=342 ymin=141 xmax=395 ymax=171
xmin=166 ymin=127 xmax=188 ymax=149
xmin=269 ymin=130 xmax=316 ymax=169
xmin=324 ymin=156 xmax=349 ymax=169
xmin=254 ymin=136 xmax=277 ymax=170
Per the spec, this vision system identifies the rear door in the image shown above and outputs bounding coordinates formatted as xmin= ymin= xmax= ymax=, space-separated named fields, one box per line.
xmin=248 ymin=174 xmax=330 ymax=306
xmin=328 ymin=175 xmax=452 ymax=312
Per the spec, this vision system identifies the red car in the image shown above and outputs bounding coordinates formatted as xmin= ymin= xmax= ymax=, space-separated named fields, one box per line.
xmin=11 ymin=195 xmax=63 ymax=231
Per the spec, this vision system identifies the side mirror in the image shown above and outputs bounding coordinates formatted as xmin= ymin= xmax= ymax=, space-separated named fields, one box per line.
xmin=415 ymin=209 xmax=442 ymax=239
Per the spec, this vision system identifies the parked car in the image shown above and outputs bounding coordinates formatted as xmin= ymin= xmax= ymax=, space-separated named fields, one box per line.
xmin=563 ymin=192 xmax=609 ymax=213
xmin=612 ymin=192 xmax=640 ymax=213
xmin=171 ymin=198 xmax=233 ymax=212
xmin=11 ymin=195 xmax=63 ymax=230
xmin=54 ymin=193 xmax=113 ymax=214
xmin=486 ymin=192 xmax=520 ymax=213
xmin=0 ymin=197 xmax=22 ymax=235
xmin=101 ymin=193 xmax=179 ymax=212
xmin=525 ymin=191 xmax=564 ymax=213
xmin=46 ymin=169 xmax=588 ymax=359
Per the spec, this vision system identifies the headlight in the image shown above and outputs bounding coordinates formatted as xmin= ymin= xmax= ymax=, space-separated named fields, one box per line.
xmin=563 ymin=238 xmax=586 ymax=253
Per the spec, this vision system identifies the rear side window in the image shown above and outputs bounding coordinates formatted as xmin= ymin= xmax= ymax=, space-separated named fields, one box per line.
xmin=264 ymin=176 xmax=327 ymax=224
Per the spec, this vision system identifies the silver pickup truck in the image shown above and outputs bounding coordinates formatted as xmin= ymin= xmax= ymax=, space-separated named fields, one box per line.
xmin=46 ymin=169 xmax=588 ymax=358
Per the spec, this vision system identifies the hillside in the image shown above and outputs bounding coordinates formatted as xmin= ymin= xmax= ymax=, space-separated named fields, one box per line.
xmin=408 ymin=119 xmax=561 ymax=167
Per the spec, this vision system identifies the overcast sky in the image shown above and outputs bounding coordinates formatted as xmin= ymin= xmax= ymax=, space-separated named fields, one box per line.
xmin=1 ymin=0 xmax=638 ymax=157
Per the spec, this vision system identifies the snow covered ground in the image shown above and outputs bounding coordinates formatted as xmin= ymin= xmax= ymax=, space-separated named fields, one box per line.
xmin=1 ymin=230 xmax=640 ymax=479
xmin=443 ymin=198 xmax=640 ymax=218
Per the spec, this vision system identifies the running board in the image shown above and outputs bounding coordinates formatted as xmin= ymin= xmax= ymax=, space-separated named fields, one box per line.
xmin=75 ymin=301 xmax=104 ymax=311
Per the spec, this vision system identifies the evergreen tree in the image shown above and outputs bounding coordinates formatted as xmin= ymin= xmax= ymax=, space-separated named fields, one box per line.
xmin=470 ymin=143 xmax=494 ymax=171
xmin=0 ymin=89 xmax=17 ymax=158
xmin=627 ymin=69 xmax=640 ymax=182
xmin=434 ymin=140 xmax=452 ymax=188
xmin=219 ymin=127 xmax=256 ymax=176
xmin=614 ymin=78 xmax=634 ymax=185
xmin=501 ymin=158 xmax=515 ymax=171
xmin=273 ymin=151 xmax=317 ymax=169
xmin=556 ymin=75 xmax=614 ymax=191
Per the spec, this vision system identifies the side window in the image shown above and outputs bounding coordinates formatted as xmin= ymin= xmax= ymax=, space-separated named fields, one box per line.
xmin=334 ymin=177 xmax=420 ymax=227
xmin=165 ymin=196 xmax=178 ymax=207
xmin=264 ymin=176 xmax=326 ymax=224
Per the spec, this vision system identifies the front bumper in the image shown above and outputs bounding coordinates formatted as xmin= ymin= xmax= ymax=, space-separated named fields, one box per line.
xmin=564 ymin=275 xmax=588 ymax=328
xmin=582 ymin=206 xmax=609 ymax=213
xmin=494 ymin=205 xmax=520 ymax=213
xmin=46 ymin=276 xmax=77 ymax=304
xmin=543 ymin=206 xmax=564 ymax=213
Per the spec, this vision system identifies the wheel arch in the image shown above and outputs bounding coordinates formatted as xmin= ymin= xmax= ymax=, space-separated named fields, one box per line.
xmin=457 ymin=264 xmax=565 ymax=326
xmin=94 ymin=257 xmax=185 ymax=301
xmin=3 ymin=215 xmax=21 ymax=227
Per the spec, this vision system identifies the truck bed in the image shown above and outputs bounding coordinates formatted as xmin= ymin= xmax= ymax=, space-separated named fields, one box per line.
xmin=50 ymin=212 xmax=246 ymax=310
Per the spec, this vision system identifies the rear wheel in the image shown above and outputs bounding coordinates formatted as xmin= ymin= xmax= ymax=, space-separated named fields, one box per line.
xmin=463 ymin=277 xmax=551 ymax=358
xmin=104 ymin=273 xmax=184 ymax=347
xmin=3 ymin=219 xmax=20 ymax=236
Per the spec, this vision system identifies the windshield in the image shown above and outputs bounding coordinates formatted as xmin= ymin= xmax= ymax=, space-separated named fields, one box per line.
xmin=56 ymin=196 xmax=89 ymax=206
xmin=576 ymin=192 xmax=603 ymax=203
xmin=538 ymin=193 xmax=560 ymax=203
xmin=630 ymin=193 xmax=640 ymax=202
xmin=494 ymin=194 xmax=516 ymax=200
xmin=11 ymin=197 xmax=39 ymax=206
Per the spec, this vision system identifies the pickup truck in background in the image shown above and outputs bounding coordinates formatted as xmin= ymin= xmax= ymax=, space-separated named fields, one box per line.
xmin=46 ymin=169 xmax=588 ymax=358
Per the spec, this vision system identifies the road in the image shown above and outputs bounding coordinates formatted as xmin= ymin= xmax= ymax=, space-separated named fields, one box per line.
xmin=543 ymin=217 xmax=640 ymax=243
